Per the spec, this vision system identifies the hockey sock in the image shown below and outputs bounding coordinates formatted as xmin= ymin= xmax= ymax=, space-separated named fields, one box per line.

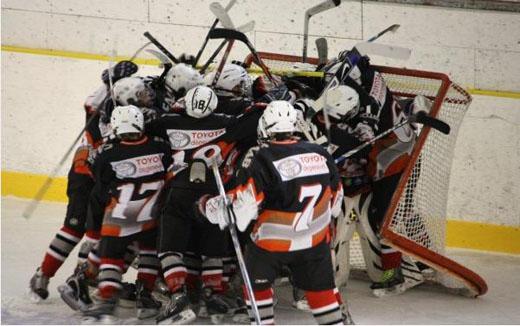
xmin=159 ymin=251 xmax=187 ymax=293
xmin=242 ymin=287 xmax=275 ymax=325
xmin=222 ymin=256 xmax=237 ymax=291
xmin=77 ymin=230 xmax=100 ymax=264
xmin=137 ymin=247 xmax=160 ymax=291
xmin=381 ymin=243 xmax=402 ymax=270
xmin=98 ymin=258 xmax=124 ymax=300
xmin=305 ymin=289 xmax=343 ymax=325
xmin=333 ymin=287 xmax=343 ymax=305
xmin=201 ymin=257 xmax=224 ymax=293
xmin=184 ymin=252 xmax=201 ymax=292
xmin=86 ymin=243 xmax=101 ymax=279
xmin=123 ymin=243 xmax=138 ymax=272
xmin=41 ymin=226 xmax=83 ymax=278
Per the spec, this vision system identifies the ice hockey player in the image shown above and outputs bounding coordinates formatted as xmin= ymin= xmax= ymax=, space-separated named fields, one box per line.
xmin=56 ymin=74 xmax=173 ymax=311
xmin=203 ymin=100 xmax=351 ymax=325
xmin=28 ymin=60 xmax=138 ymax=302
xmin=159 ymin=62 xmax=204 ymax=112
xmin=79 ymin=105 xmax=173 ymax=322
xmin=204 ymin=62 xmax=255 ymax=115
xmin=146 ymin=85 xmax=266 ymax=324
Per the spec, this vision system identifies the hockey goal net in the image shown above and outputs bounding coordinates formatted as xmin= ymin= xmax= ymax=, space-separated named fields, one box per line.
xmin=244 ymin=52 xmax=487 ymax=297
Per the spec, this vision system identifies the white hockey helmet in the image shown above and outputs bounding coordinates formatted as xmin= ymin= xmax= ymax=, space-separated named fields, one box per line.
xmin=110 ymin=105 xmax=144 ymax=135
xmin=165 ymin=63 xmax=203 ymax=98
xmin=204 ymin=63 xmax=252 ymax=97
xmin=113 ymin=77 xmax=154 ymax=107
xmin=257 ymin=100 xmax=298 ymax=140
xmin=184 ymin=85 xmax=218 ymax=119
xmin=323 ymin=85 xmax=360 ymax=121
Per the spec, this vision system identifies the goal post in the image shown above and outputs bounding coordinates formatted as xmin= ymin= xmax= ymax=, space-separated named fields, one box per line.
xmin=243 ymin=51 xmax=488 ymax=297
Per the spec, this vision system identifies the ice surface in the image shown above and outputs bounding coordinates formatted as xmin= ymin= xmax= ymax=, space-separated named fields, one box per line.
xmin=2 ymin=197 xmax=519 ymax=324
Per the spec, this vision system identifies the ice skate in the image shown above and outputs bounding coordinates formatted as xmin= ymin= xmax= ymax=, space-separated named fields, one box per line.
xmin=28 ymin=267 xmax=50 ymax=302
xmin=156 ymin=288 xmax=196 ymax=325
xmin=291 ymin=286 xmax=310 ymax=312
xmin=57 ymin=271 xmax=93 ymax=311
xmin=118 ymin=282 xmax=137 ymax=308
xmin=136 ymin=280 xmax=162 ymax=319
xmin=81 ymin=297 xmax=118 ymax=324
xmin=371 ymin=268 xmax=406 ymax=297
xmin=200 ymin=287 xmax=236 ymax=324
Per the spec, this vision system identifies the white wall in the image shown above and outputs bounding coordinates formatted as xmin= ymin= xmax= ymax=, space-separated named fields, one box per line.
xmin=1 ymin=1 xmax=520 ymax=227
xmin=2 ymin=1 xmax=519 ymax=91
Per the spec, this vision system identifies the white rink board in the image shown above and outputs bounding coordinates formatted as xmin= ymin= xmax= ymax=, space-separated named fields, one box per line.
xmin=1 ymin=198 xmax=520 ymax=324
xmin=2 ymin=1 xmax=520 ymax=91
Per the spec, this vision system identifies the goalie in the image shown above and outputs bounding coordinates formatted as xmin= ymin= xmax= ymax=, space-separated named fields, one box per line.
xmin=294 ymin=52 xmax=435 ymax=297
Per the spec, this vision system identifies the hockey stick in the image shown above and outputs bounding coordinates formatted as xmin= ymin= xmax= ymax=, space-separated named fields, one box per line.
xmin=143 ymin=32 xmax=179 ymax=64
xmin=21 ymin=112 xmax=99 ymax=219
xmin=208 ymin=3 xmax=260 ymax=86
xmin=208 ymin=28 xmax=278 ymax=85
xmin=335 ymin=111 xmax=450 ymax=164
xmin=367 ymin=24 xmax=400 ymax=42
xmin=130 ymin=41 xmax=152 ymax=61
xmin=145 ymin=49 xmax=173 ymax=88
xmin=354 ymin=41 xmax=411 ymax=60
xmin=193 ymin=0 xmax=237 ymax=67
xmin=21 ymin=46 xmax=121 ymax=219
xmin=303 ymin=0 xmax=342 ymax=62
xmin=210 ymin=161 xmax=261 ymax=325
xmin=199 ymin=20 xmax=256 ymax=74
xmin=316 ymin=37 xmax=328 ymax=66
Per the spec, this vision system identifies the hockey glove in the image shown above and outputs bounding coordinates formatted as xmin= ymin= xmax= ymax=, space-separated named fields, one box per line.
xmin=178 ymin=53 xmax=196 ymax=66
xmin=348 ymin=122 xmax=375 ymax=142
xmin=203 ymin=194 xmax=233 ymax=230
xmin=101 ymin=60 xmax=139 ymax=85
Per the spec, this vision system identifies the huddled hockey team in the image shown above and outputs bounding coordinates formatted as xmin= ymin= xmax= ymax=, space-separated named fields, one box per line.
xmin=28 ymin=41 xmax=435 ymax=325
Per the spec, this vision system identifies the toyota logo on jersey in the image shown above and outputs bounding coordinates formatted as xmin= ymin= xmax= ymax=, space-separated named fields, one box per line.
xmin=112 ymin=161 xmax=137 ymax=178
xmin=276 ymin=159 xmax=302 ymax=179
xmin=168 ymin=131 xmax=191 ymax=148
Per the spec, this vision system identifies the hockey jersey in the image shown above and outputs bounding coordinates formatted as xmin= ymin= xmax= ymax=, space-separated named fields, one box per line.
xmin=146 ymin=108 xmax=262 ymax=189
xmin=235 ymin=139 xmax=343 ymax=252
xmin=90 ymin=136 xmax=173 ymax=237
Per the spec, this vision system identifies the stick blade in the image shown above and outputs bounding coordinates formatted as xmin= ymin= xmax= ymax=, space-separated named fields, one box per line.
xmin=315 ymin=37 xmax=328 ymax=65
xmin=355 ymin=41 xmax=411 ymax=60
xmin=415 ymin=111 xmax=451 ymax=134
xmin=208 ymin=28 xmax=248 ymax=43
xmin=210 ymin=2 xmax=235 ymax=29
xmin=389 ymin=24 xmax=400 ymax=32
xmin=236 ymin=20 xmax=255 ymax=33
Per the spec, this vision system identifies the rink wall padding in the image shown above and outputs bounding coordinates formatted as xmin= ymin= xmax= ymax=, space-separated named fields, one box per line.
xmin=2 ymin=170 xmax=519 ymax=255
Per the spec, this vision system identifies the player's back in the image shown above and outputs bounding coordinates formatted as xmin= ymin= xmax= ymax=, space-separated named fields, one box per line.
xmin=250 ymin=139 xmax=339 ymax=252
xmin=92 ymin=136 xmax=172 ymax=237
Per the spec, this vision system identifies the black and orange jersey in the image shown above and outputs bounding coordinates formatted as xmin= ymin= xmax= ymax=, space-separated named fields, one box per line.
xmin=90 ymin=136 xmax=173 ymax=237
xmin=70 ymin=85 xmax=111 ymax=177
xmin=146 ymin=108 xmax=262 ymax=188
xmin=234 ymin=139 xmax=342 ymax=252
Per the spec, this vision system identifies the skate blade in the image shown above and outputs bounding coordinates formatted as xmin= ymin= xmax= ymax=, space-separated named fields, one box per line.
xmin=157 ymin=309 xmax=196 ymax=325
xmin=292 ymin=300 xmax=311 ymax=312
xmin=137 ymin=307 xmax=160 ymax=320
xmin=27 ymin=288 xmax=45 ymax=303
xmin=118 ymin=298 xmax=136 ymax=309
xmin=81 ymin=314 xmax=119 ymax=325
xmin=372 ymin=283 xmax=406 ymax=298
xmin=231 ymin=312 xmax=250 ymax=324
xmin=57 ymin=284 xmax=91 ymax=312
